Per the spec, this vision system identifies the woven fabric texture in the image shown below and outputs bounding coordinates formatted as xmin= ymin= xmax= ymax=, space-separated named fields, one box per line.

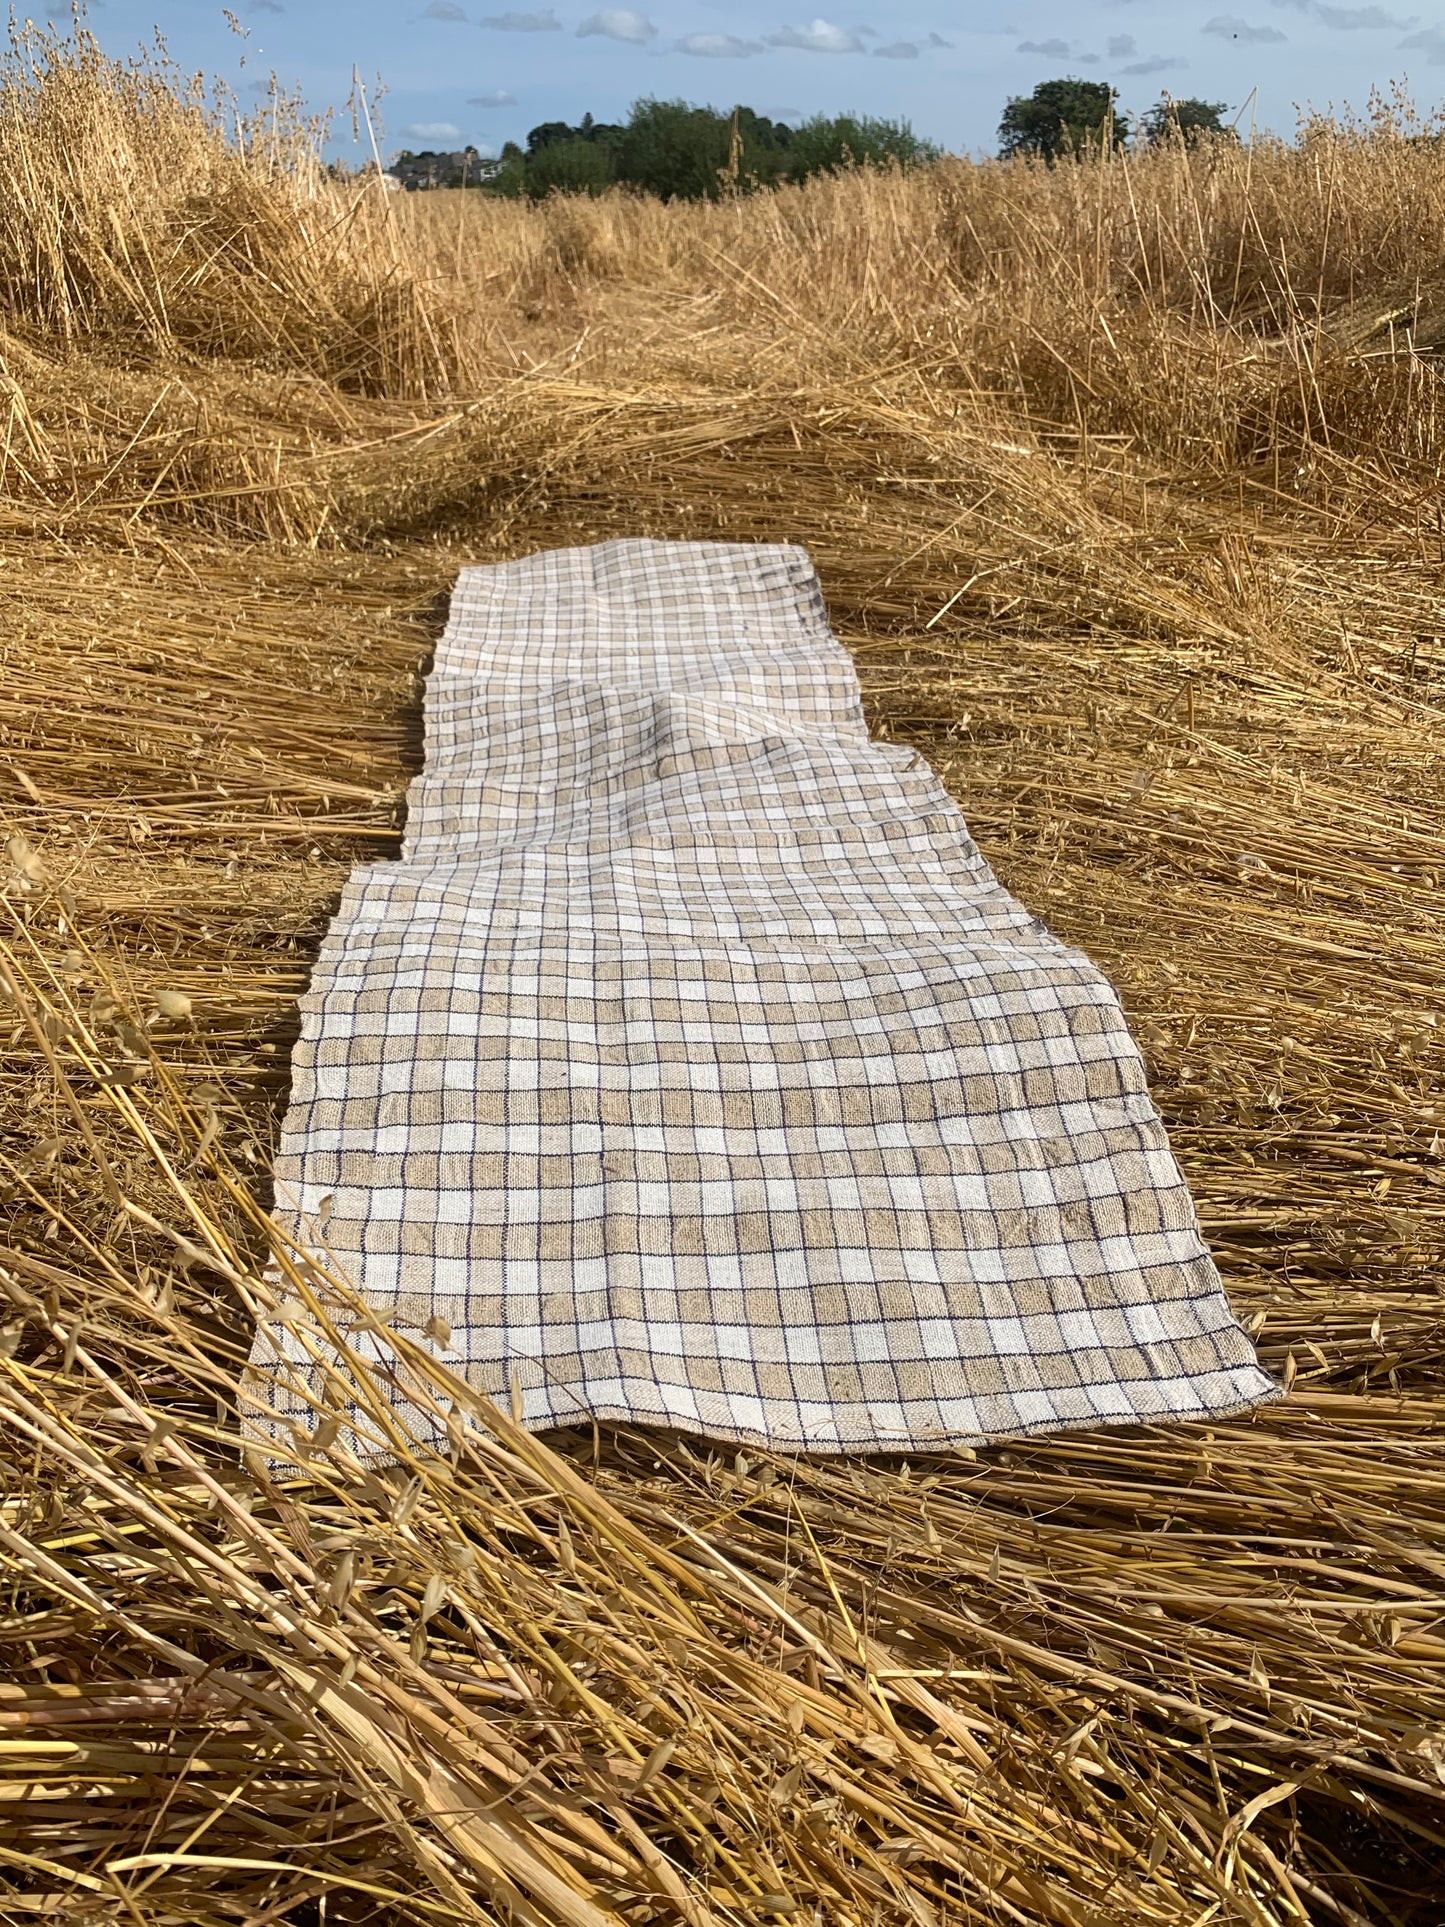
xmin=246 ymin=538 xmax=1276 ymax=1455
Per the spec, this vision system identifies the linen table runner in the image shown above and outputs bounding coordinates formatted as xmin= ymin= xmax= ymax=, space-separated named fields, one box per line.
xmin=246 ymin=538 xmax=1275 ymax=1456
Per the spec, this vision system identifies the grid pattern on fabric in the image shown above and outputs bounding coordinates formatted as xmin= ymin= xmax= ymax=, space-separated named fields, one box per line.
xmin=245 ymin=538 xmax=1277 ymax=1456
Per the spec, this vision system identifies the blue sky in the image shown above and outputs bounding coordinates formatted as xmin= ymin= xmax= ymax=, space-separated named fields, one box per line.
xmin=60 ymin=3 xmax=1445 ymax=158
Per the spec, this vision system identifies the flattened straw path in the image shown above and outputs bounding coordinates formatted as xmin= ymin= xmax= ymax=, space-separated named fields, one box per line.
xmin=2 ymin=518 xmax=1442 ymax=1923
xmin=5 ymin=41 xmax=1445 ymax=1911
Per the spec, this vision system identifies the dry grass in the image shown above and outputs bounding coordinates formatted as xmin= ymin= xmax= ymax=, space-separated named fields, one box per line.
xmin=2 ymin=25 xmax=1444 ymax=1926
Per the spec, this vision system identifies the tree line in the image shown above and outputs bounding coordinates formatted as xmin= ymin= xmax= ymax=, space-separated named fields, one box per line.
xmin=389 ymin=98 xmax=937 ymax=199
xmin=385 ymin=84 xmax=1232 ymax=198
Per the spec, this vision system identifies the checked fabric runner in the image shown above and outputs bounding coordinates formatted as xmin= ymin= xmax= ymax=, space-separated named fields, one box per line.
xmin=247 ymin=538 xmax=1275 ymax=1457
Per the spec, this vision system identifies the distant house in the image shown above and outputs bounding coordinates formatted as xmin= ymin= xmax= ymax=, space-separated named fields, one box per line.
xmin=386 ymin=147 xmax=487 ymax=192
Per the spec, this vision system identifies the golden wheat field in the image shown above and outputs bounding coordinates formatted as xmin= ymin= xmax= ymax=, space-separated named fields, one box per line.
xmin=2 ymin=23 xmax=1444 ymax=1926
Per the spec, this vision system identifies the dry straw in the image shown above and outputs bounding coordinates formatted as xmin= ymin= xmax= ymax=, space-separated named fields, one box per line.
xmin=1 ymin=24 xmax=1443 ymax=1925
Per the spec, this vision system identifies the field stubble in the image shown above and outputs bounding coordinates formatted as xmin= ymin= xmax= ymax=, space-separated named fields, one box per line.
xmin=0 ymin=29 xmax=1444 ymax=1927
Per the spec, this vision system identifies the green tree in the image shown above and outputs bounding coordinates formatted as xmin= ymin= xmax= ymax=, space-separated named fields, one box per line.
xmin=998 ymin=78 xmax=1123 ymax=162
xmin=615 ymin=99 xmax=792 ymax=201
xmin=726 ymin=106 xmax=794 ymax=190
xmin=786 ymin=113 xmax=939 ymax=182
xmin=524 ymin=134 xmax=617 ymax=197
xmin=616 ymin=99 xmax=728 ymax=200
xmin=1138 ymin=96 xmax=1234 ymax=146
xmin=483 ymin=140 xmax=528 ymax=197
xmin=525 ymin=121 xmax=576 ymax=155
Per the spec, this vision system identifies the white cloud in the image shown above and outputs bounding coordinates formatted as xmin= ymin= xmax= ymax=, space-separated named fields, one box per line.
xmin=1123 ymin=53 xmax=1187 ymax=71
xmin=1273 ymin=0 xmax=1414 ymax=24
xmin=1400 ymin=24 xmax=1445 ymax=57
xmin=1017 ymin=37 xmax=1072 ymax=55
xmin=577 ymin=8 xmax=657 ymax=40
xmin=479 ymin=7 xmax=560 ymax=27
xmin=421 ymin=1 xmax=467 ymax=18
xmin=249 ymin=0 xmax=284 ymax=12
xmin=469 ymin=87 xmax=517 ymax=103
xmin=874 ymin=40 xmax=919 ymax=58
xmin=767 ymin=19 xmax=864 ymax=53
xmin=677 ymin=31 xmax=763 ymax=55
xmin=1108 ymin=34 xmax=1137 ymax=56
xmin=1319 ymin=2 xmax=1413 ymax=20
xmin=1202 ymin=14 xmax=1288 ymax=40
xmin=402 ymin=121 xmax=463 ymax=141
